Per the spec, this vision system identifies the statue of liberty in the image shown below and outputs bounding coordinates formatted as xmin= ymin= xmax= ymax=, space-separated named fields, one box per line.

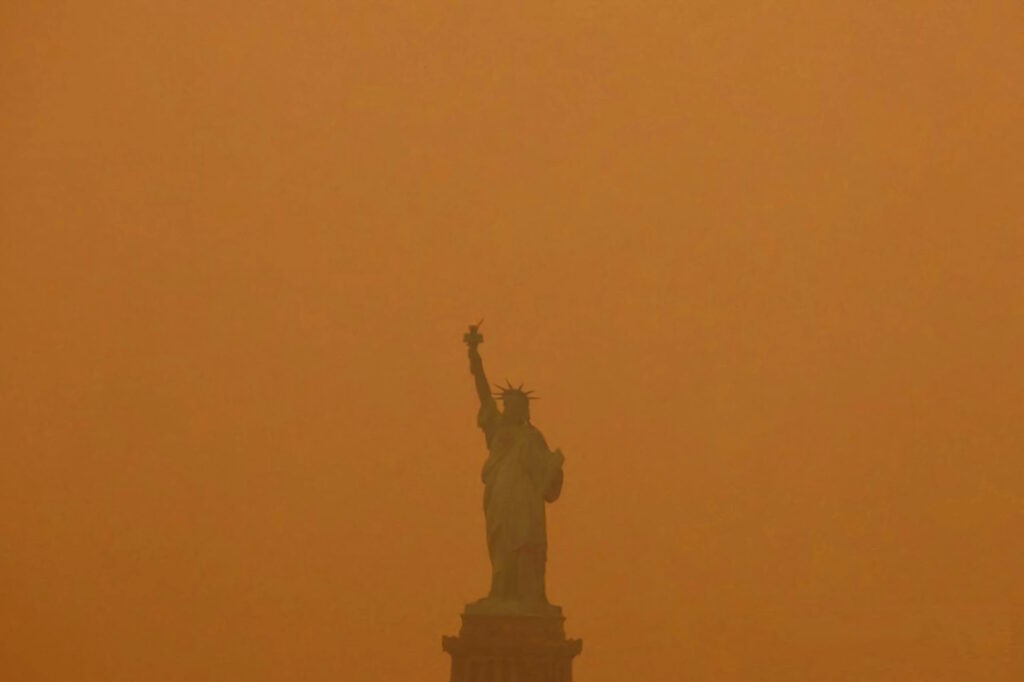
xmin=462 ymin=322 xmax=565 ymax=616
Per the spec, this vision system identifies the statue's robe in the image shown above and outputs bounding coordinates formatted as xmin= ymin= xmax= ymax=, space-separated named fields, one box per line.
xmin=477 ymin=400 xmax=563 ymax=603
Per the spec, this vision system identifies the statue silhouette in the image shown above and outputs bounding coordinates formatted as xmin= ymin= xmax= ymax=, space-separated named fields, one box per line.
xmin=463 ymin=322 xmax=565 ymax=615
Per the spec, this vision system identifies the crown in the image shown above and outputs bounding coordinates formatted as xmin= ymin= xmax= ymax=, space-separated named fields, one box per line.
xmin=492 ymin=379 xmax=539 ymax=401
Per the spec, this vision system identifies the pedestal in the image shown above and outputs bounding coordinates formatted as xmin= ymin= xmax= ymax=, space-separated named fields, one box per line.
xmin=442 ymin=612 xmax=582 ymax=682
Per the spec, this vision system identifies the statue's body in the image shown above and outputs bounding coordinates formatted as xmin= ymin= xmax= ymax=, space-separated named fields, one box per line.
xmin=464 ymin=324 xmax=565 ymax=615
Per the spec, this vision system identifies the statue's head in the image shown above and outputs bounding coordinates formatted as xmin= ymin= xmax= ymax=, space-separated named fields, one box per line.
xmin=493 ymin=381 xmax=536 ymax=426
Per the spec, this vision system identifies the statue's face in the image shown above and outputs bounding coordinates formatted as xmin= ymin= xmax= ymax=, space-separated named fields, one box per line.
xmin=502 ymin=396 xmax=530 ymax=425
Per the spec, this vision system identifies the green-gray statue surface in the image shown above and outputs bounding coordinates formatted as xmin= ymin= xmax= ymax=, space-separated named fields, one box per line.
xmin=463 ymin=323 xmax=565 ymax=616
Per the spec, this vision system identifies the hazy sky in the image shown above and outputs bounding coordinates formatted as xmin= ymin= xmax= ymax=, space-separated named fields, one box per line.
xmin=2 ymin=2 xmax=1022 ymax=680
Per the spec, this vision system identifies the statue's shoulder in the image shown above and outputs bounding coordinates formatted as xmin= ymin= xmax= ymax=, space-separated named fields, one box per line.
xmin=477 ymin=399 xmax=500 ymax=422
xmin=526 ymin=423 xmax=549 ymax=446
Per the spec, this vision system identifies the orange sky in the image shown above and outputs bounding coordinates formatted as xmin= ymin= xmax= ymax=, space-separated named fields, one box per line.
xmin=1 ymin=3 xmax=1022 ymax=680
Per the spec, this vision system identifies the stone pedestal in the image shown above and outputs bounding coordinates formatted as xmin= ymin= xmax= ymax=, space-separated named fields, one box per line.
xmin=442 ymin=612 xmax=582 ymax=682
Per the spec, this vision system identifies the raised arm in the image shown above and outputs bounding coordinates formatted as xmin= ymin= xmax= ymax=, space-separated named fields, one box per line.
xmin=463 ymin=322 xmax=494 ymax=408
xmin=464 ymin=323 xmax=500 ymax=450
xmin=468 ymin=345 xmax=494 ymax=407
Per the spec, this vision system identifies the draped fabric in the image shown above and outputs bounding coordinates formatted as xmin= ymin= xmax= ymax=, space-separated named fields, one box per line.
xmin=476 ymin=400 xmax=564 ymax=601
